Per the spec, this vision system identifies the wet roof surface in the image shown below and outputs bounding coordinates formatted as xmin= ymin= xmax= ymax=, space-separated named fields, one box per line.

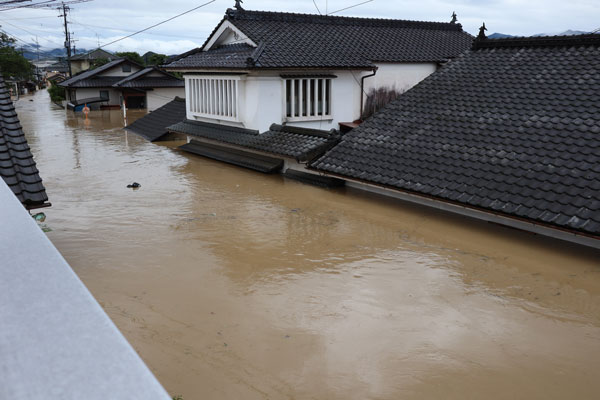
xmin=168 ymin=120 xmax=337 ymax=161
xmin=125 ymin=98 xmax=187 ymax=142
xmin=0 ymin=76 xmax=48 ymax=209
xmin=167 ymin=8 xmax=473 ymax=70
xmin=313 ymin=35 xmax=600 ymax=236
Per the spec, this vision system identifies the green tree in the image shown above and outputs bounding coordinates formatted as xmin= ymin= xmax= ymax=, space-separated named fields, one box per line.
xmin=47 ymin=80 xmax=65 ymax=103
xmin=115 ymin=51 xmax=144 ymax=65
xmin=146 ymin=53 xmax=168 ymax=66
xmin=0 ymin=31 xmax=33 ymax=80
xmin=90 ymin=57 xmax=110 ymax=69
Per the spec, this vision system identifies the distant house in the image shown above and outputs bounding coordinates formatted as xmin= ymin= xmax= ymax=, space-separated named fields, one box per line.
xmin=312 ymin=33 xmax=600 ymax=249
xmin=0 ymin=75 xmax=49 ymax=210
xmin=70 ymin=48 xmax=117 ymax=75
xmin=165 ymin=5 xmax=473 ymax=133
xmin=59 ymin=58 xmax=184 ymax=111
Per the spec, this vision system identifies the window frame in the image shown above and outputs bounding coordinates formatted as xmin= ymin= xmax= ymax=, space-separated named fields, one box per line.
xmin=283 ymin=77 xmax=333 ymax=122
xmin=185 ymin=75 xmax=243 ymax=123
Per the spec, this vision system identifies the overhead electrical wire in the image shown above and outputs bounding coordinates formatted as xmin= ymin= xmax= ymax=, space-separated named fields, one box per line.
xmin=312 ymin=0 xmax=322 ymax=15
xmin=328 ymin=0 xmax=374 ymax=15
xmin=98 ymin=0 xmax=215 ymax=49
xmin=0 ymin=18 xmax=64 ymax=46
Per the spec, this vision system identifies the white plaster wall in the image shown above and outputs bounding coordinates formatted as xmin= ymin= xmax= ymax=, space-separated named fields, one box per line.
xmin=75 ymin=88 xmax=120 ymax=106
xmin=147 ymin=88 xmax=185 ymax=112
xmin=182 ymin=63 xmax=437 ymax=132
xmin=243 ymin=75 xmax=284 ymax=132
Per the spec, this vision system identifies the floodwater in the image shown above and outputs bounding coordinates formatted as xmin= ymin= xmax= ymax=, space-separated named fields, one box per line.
xmin=16 ymin=90 xmax=600 ymax=399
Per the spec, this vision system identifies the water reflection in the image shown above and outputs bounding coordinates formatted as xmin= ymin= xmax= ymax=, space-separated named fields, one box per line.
xmin=16 ymin=91 xmax=600 ymax=400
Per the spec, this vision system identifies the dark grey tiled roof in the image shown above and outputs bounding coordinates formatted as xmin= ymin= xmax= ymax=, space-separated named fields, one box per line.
xmin=70 ymin=48 xmax=115 ymax=61
xmin=69 ymin=76 xmax=123 ymax=88
xmin=118 ymin=78 xmax=183 ymax=88
xmin=180 ymin=140 xmax=284 ymax=173
xmin=0 ymin=76 xmax=48 ymax=209
xmin=168 ymin=120 xmax=338 ymax=161
xmin=312 ymin=35 xmax=600 ymax=237
xmin=60 ymin=58 xmax=126 ymax=87
xmin=168 ymin=44 xmax=255 ymax=69
xmin=125 ymin=98 xmax=187 ymax=142
xmin=166 ymin=9 xmax=473 ymax=70
xmin=113 ymin=67 xmax=183 ymax=88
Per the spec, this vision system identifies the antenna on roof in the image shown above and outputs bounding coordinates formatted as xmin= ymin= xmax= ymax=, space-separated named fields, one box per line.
xmin=450 ymin=12 xmax=457 ymax=24
xmin=478 ymin=22 xmax=487 ymax=40
xmin=234 ymin=0 xmax=244 ymax=10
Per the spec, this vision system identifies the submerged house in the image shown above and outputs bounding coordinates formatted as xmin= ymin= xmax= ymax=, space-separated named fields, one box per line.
xmin=312 ymin=33 xmax=600 ymax=248
xmin=0 ymin=75 xmax=49 ymax=210
xmin=162 ymin=4 xmax=472 ymax=174
xmin=60 ymin=58 xmax=184 ymax=111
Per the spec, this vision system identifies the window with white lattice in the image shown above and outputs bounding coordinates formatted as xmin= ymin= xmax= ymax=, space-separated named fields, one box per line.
xmin=284 ymin=77 xmax=332 ymax=121
xmin=187 ymin=76 xmax=241 ymax=122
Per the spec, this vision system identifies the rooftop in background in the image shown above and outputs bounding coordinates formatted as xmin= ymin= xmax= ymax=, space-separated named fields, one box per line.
xmin=166 ymin=8 xmax=473 ymax=70
xmin=0 ymin=75 xmax=49 ymax=210
xmin=70 ymin=48 xmax=116 ymax=61
xmin=313 ymin=33 xmax=600 ymax=241
xmin=113 ymin=67 xmax=184 ymax=89
xmin=59 ymin=58 xmax=134 ymax=88
xmin=59 ymin=59 xmax=183 ymax=89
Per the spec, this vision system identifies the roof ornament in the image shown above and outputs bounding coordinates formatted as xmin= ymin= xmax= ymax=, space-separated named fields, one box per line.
xmin=234 ymin=0 xmax=244 ymax=10
xmin=478 ymin=22 xmax=487 ymax=40
xmin=450 ymin=12 xmax=457 ymax=24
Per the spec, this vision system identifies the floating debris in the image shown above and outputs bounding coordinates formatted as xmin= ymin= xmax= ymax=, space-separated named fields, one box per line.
xmin=32 ymin=212 xmax=46 ymax=222
xmin=127 ymin=182 xmax=141 ymax=189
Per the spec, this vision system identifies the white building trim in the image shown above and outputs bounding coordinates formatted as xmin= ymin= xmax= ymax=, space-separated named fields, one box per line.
xmin=203 ymin=20 xmax=257 ymax=50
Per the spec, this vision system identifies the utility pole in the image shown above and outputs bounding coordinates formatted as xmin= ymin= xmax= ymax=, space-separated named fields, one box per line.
xmin=59 ymin=2 xmax=72 ymax=77
xmin=35 ymin=36 xmax=40 ymax=61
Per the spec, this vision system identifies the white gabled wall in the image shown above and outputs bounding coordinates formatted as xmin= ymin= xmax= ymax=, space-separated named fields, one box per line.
xmin=183 ymin=62 xmax=438 ymax=132
xmin=243 ymin=75 xmax=284 ymax=132
xmin=147 ymin=88 xmax=185 ymax=112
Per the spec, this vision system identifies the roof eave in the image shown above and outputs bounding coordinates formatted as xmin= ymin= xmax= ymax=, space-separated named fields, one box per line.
xmin=305 ymin=165 xmax=600 ymax=249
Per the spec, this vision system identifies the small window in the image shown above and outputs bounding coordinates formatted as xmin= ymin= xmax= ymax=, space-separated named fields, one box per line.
xmin=285 ymin=78 xmax=331 ymax=120
xmin=99 ymin=90 xmax=109 ymax=99
xmin=122 ymin=64 xmax=131 ymax=72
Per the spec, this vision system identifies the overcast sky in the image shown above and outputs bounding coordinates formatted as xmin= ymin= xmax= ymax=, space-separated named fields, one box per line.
xmin=0 ymin=0 xmax=598 ymax=55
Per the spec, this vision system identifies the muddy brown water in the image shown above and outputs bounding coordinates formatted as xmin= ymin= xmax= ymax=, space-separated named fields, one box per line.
xmin=15 ymin=91 xmax=600 ymax=399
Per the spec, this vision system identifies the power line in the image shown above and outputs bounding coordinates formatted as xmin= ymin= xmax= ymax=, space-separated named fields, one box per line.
xmin=0 ymin=0 xmax=93 ymax=11
xmin=328 ymin=0 xmax=374 ymax=15
xmin=71 ymin=21 xmax=203 ymax=41
xmin=98 ymin=0 xmax=215 ymax=49
xmin=0 ymin=27 xmax=29 ymax=45
xmin=0 ymin=18 xmax=64 ymax=46
xmin=312 ymin=0 xmax=322 ymax=15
